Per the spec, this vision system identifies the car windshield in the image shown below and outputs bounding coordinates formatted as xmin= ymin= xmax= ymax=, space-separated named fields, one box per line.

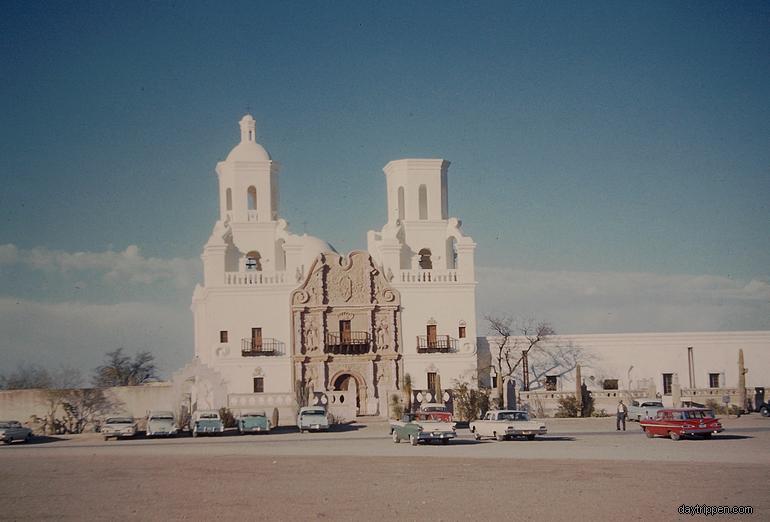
xmin=199 ymin=413 xmax=219 ymax=419
xmin=642 ymin=402 xmax=663 ymax=407
xmin=0 ymin=422 xmax=10 ymax=428
xmin=683 ymin=410 xmax=712 ymax=419
xmin=499 ymin=412 xmax=529 ymax=421
xmin=302 ymin=410 xmax=325 ymax=416
xmin=106 ymin=418 xmax=133 ymax=424
xmin=244 ymin=413 xmax=266 ymax=418
xmin=422 ymin=406 xmax=445 ymax=412
xmin=150 ymin=416 xmax=173 ymax=421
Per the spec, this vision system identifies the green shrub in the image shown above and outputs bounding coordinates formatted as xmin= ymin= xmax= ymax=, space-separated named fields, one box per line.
xmin=218 ymin=407 xmax=237 ymax=428
xmin=555 ymin=396 xmax=579 ymax=417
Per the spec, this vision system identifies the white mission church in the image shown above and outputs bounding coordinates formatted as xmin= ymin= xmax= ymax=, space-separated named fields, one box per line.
xmin=180 ymin=115 xmax=479 ymax=417
xmin=167 ymin=114 xmax=769 ymax=421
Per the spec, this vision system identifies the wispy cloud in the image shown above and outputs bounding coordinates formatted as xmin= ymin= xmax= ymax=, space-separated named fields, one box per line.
xmin=477 ymin=266 xmax=770 ymax=334
xmin=0 ymin=244 xmax=200 ymax=289
xmin=0 ymin=297 xmax=192 ymax=377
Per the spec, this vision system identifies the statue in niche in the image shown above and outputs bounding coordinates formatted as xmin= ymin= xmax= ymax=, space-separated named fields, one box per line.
xmin=295 ymin=266 xmax=303 ymax=283
xmin=376 ymin=318 xmax=391 ymax=351
xmin=376 ymin=364 xmax=392 ymax=389
xmin=305 ymin=318 xmax=319 ymax=353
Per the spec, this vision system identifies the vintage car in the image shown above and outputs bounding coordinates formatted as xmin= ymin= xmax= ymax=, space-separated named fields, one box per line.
xmin=758 ymin=401 xmax=769 ymax=417
xmin=627 ymin=399 xmax=664 ymax=421
xmin=146 ymin=411 xmax=178 ymax=437
xmin=418 ymin=403 xmax=453 ymax=422
xmin=640 ymin=408 xmax=723 ymax=440
xmin=297 ymin=407 xmax=330 ymax=432
xmin=237 ymin=411 xmax=271 ymax=434
xmin=102 ymin=416 xmax=137 ymax=440
xmin=469 ymin=410 xmax=547 ymax=441
xmin=390 ymin=413 xmax=456 ymax=445
xmin=192 ymin=410 xmax=224 ymax=437
xmin=0 ymin=420 xmax=33 ymax=444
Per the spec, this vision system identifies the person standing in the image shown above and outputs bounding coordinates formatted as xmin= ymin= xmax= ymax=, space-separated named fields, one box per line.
xmin=616 ymin=400 xmax=628 ymax=431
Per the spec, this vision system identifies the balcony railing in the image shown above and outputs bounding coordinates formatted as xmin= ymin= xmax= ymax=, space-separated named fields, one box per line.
xmin=325 ymin=332 xmax=371 ymax=355
xmin=241 ymin=338 xmax=284 ymax=356
xmin=225 ymin=271 xmax=286 ymax=286
xmin=399 ymin=269 xmax=459 ymax=283
xmin=416 ymin=335 xmax=457 ymax=353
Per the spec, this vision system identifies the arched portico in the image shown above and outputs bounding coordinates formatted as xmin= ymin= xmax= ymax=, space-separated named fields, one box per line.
xmin=329 ymin=369 xmax=368 ymax=415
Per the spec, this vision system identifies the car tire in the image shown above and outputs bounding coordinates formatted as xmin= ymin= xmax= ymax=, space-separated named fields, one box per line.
xmin=24 ymin=433 xmax=31 ymax=443
xmin=702 ymin=432 xmax=712 ymax=439
xmin=192 ymin=431 xmax=198 ymax=438
xmin=526 ymin=434 xmax=536 ymax=441
xmin=495 ymin=433 xmax=505 ymax=441
xmin=441 ymin=438 xmax=449 ymax=445
xmin=409 ymin=434 xmax=418 ymax=446
xmin=473 ymin=431 xmax=481 ymax=441
xmin=760 ymin=406 xmax=769 ymax=417
xmin=644 ymin=429 xmax=654 ymax=438
xmin=104 ymin=436 xmax=109 ymax=441
xmin=392 ymin=431 xmax=400 ymax=444
xmin=669 ymin=431 xmax=680 ymax=441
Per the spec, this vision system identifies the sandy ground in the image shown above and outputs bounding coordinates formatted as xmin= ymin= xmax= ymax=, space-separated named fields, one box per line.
xmin=1 ymin=416 xmax=768 ymax=520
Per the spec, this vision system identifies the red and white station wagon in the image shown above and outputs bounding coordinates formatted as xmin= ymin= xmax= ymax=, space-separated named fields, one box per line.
xmin=640 ymin=408 xmax=723 ymax=441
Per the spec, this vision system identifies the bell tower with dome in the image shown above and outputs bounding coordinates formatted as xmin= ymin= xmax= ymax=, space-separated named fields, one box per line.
xmin=187 ymin=115 xmax=336 ymax=407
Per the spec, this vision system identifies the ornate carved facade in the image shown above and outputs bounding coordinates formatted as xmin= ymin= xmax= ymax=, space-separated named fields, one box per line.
xmin=291 ymin=251 xmax=401 ymax=415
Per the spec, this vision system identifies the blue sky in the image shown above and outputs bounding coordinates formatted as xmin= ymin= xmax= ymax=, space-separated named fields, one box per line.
xmin=1 ymin=2 xmax=768 ymax=376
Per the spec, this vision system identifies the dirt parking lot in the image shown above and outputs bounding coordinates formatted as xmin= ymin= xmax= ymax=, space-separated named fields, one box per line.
xmin=1 ymin=416 xmax=768 ymax=520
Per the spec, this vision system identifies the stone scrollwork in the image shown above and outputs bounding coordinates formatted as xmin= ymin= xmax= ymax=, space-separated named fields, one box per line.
xmin=293 ymin=290 xmax=309 ymax=305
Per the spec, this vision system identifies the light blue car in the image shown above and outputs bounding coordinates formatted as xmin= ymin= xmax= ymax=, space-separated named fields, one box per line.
xmin=192 ymin=410 xmax=224 ymax=437
xmin=237 ymin=411 xmax=271 ymax=434
xmin=297 ymin=407 xmax=329 ymax=432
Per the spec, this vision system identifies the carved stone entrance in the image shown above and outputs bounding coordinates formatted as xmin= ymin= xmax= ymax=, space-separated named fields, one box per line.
xmin=290 ymin=250 xmax=402 ymax=416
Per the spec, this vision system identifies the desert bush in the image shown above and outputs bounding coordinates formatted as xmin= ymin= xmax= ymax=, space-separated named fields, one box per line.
xmin=390 ymin=394 xmax=404 ymax=420
xmin=452 ymin=380 xmax=491 ymax=421
xmin=218 ymin=407 xmax=237 ymax=428
xmin=555 ymin=396 xmax=579 ymax=417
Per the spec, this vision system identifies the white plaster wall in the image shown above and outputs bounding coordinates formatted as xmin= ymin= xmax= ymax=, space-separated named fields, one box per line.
xmin=481 ymin=331 xmax=770 ymax=392
xmin=193 ymin=287 xmax=294 ymax=394
xmin=397 ymin=283 xmax=478 ymax=388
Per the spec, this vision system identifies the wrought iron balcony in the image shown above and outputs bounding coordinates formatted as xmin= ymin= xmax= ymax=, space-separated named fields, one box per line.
xmin=325 ymin=331 xmax=371 ymax=355
xmin=416 ymin=335 xmax=457 ymax=353
xmin=241 ymin=338 xmax=284 ymax=356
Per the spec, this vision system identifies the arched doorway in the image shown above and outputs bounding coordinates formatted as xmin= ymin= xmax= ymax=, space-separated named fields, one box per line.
xmin=332 ymin=372 xmax=367 ymax=416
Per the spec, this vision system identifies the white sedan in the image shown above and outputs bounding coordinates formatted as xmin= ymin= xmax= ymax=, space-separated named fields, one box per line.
xmin=0 ymin=420 xmax=33 ymax=444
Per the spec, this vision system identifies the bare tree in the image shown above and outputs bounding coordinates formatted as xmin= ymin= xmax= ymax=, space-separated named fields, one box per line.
xmin=0 ymin=363 xmax=53 ymax=389
xmin=40 ymin=367 xmax=84 ymax=435
xmin=527 ymin=341 xmax=593 ymax=391
xmin=92 ymin=348 xmax=158 ymax=387
xmin=60 ymin=388 xmax=122 ymax=433
xmin=485 ymin=316 xmax=555 ymax=407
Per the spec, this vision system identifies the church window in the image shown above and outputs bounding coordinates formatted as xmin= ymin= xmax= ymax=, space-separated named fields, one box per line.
xmin=708 ymin=373 xmax=720 ymax=388
xmin=245 ymin=251 xmax=262 ymax=271
xmin=602 ymin=379 xmax=618 ymax=390
xmin=253 ymin=377 xmax=264 ymax=393
xmin=427 ymin=372 xmax=437 ymax=396
xmin=219 ymin=330 xmax=228 ymax=343
xmin=418 ymin=185 xmax=428 ymax=220
xmin=458 ymin=326 xmax=466 ymax=339
xmin=397 ymin=186 xmax=405 ymax=221
xmin=662 ymin=373 xmax=673 ymax=395
xmin=247 ymin=186 xmax=257 ymax=211
xmin=418 ymin=248 xmax=432 ymax=270
xmin=226 ymin=188 xmax=232 ymax=211
xmin=545 ymin=375 xmax=558 ymax=391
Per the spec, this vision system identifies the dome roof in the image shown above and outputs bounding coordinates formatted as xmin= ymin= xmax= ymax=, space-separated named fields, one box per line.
xmin=225 ymin=114 xmax=271 ymax=162
xmin=299 ymin=234 xmax=336 ymax=269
